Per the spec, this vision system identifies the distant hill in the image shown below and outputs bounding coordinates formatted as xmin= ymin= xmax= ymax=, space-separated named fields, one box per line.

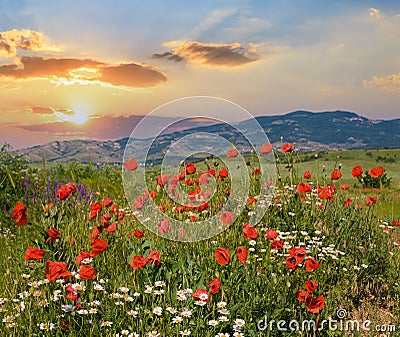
xmin=22 ymin=110 xmax=400 ymax=164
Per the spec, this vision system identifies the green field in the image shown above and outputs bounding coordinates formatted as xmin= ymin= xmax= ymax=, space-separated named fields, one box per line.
xmin=292 ymin=148 xmax=400 ymax=181
xmin=0 ymin=145 xmax=399 ymax=336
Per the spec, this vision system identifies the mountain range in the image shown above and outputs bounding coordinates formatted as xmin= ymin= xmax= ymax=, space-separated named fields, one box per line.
xmin=21 ymin=110 xmax=400 ymax=164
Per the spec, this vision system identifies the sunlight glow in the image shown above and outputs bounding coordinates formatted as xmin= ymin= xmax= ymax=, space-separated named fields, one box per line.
xmin=63 ymin=112 xmax=88 ymax=125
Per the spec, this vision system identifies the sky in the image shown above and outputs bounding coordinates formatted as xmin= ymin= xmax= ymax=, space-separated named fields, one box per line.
xmin=1 ymin=0 xmax=400 ymax=148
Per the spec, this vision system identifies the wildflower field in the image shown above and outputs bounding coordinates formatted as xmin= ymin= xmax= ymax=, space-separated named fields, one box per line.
xmin=0 ymin=143 xmax=399 ymax=336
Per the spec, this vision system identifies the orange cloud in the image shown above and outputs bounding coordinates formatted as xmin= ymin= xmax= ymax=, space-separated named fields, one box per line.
xmin=0 ymin=29 xmax=62 ymax=65
xmin=153 ymin=41 xmax=260 ymax=67
xmin=28 ymin=106 xmax=75 ymax=115
xmin=0 ymin=56 xmax=167 ymax=88
xmin=30 ymin=106 xmax=53 ymax=114
xmin=0 ymin=57 xmax=102 ymax=79
xmin=363 ymin=73 xmax=400 ymax=92
xmin=100 ymin=63 xmax=167 ymax=87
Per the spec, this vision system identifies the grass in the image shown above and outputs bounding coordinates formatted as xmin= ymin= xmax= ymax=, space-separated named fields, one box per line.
xmin=0 ymin=146 xmax=399 ymax=336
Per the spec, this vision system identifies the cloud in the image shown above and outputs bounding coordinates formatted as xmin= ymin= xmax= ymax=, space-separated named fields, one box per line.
xmin=369 ymin=8 xmax=382 ymax=18
xmin=27 ymin=106 xmax=75 ymax=115
xmin=0 ymin=29 xmax=62 ymax=65
xmin=152 ymin=52 xmax=185 ymax=62
xmin=100 ymin=63 xmax=167 ymax=87
xmin=153 ymin=41 xmax=260 ymax=67
xmin=0 ymin=56 xmax=167 ymax=88
xmin=29 ymin=106 xmax=53 ymax=114
xmin=363 ymin=73 xmax=400 ymax=92
xmin=0 ymin=56 xmax=102 ymax=79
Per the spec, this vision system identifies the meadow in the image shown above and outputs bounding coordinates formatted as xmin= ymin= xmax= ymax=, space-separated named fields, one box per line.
xmin=0 ymin=143 xmax=399 ymax=337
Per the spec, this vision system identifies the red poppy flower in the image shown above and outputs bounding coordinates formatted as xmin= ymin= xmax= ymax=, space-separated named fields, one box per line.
xmin=25 ymin=246 xmax=45 ymax=260
xmin=11 ymin=201 xmax=28 ymax=226
xmin=46 ymin=227 xmax=60 ymax=243
xmin=45 ymin=260 xmax=71 ymax=282
xmin=318 ymin=186 xmax=334 ymax=201
xmin=90 ymin=238 xmax=108 ymax=257
xmin=339 ymin=184 xmax=349 ymax=190
xmin=393 ymin=220 xmax=400 ymax=227
xmin=90 ymin=226 xmax=102 ymax=244
xmin=67 ymin=182 xmax=77 ymax=194
xmin=66 ymin=292 xmax=77 ymax=302
xmin=220 ymin=211 xmax=234 ymax=226
xmin=227 ymin=149 xmax=239 ymax=158
xmin=242 ymin=223 xmax=259 ymax=239
xmin=368 ymin=166 xmax=384 ymax=178
xmin=218 ymin=168 xmax=229 ymax=179
xmin=197 ymin=202 xmax=209 ymax=212
xmin=177 ymin=170 xmax=185 ymax=181
xmin=106 ymin=223 xmax=117 ymax=233
xmin=252 ymin=168 xmax=261 ymax=176
xmin=56 ymin=184 xmax=70 ymax=200
xmin=344 ymin=198 xmax=353 ymax=207
xmin=296 ymin=182 xmax=312 ymax=194
xmin=157 ymin=174 xmax=170 ymax=187
xmin=305 ymin=279 xmax=318 ymax=292
xmin=208 ymin=169 xmax=216 ymax=177
xmin=134 ymin=229 xmax=144 ymax=238
xmin=79 ymin=265 xmax=96 ymax=280
xmin=146 ymin=250 xmax=161 ymax=266
xmin=75 ymin=251 xmax=90 ymax=264
xmin=184 ymin=162 xmax=196 ymax=175
xmin=265 ymin=229 xmax=278 ymax=240
xmin=260 ymin=143 xmax=273 ymax=154
xmin=147 ymin=191 xmax=156 ymax=199
xmin=101 ymin=213 xmax=111 ymax=227
xmin=305 ymin=258 xmax=320 ymax=272
xmin=351 ymin=165 xmax=363 ymax=177
xmin=130 ymin=255 xmax=147 ymax=269
xmin=215 ymin=248 xmax=230 ymax=265
xmin=303 ymin=170 xmax=311 ymax=179
xmin=306 ymin=295 xmax=325 ymax=314
xmin=110 ymin=204 xmax=119 ymax=213
xmin=288 ymin=247 xmax=307 ymax=263
xmin=158 ymin=218 xmax=170 ymax=234
xmin=102 ymin=198 xmax=113 ymax=207
xmin=297 ymin=290 xmax=311 ymax=303
xmin=193 ymin=289 xmax=210 ymax=303
xmin=124 ymin=157 xmax=138 ymax=171
xmin=281 ymin=143 xmax=293 ymax=153
xmin=197 ymin=172 xmax=210 ymax=185
xmin=286 ymin=256 xmax=299 ymax=270
xmin=236 ymin=246 xmax=248 ymax=264
xmin=366 ymin=196 xmax=378 ymax=207
xmin=44 ymin=203 xmax=54 ymax=214
xmin=133 ymin=195 xmax=147 ymax=210
xmin=208 ymin=278 xmax=221 ymax=294
xmin=89 ymin=202 xmax=102 ymax=220
xmin=270 ymin=240 xmax=284 ymax=250
xmin=185 ymin=177 xmax=195 ymax=185
xmin=246 ymin=196 xmax=257 ymax=205
xmin=330 ymin=169 xmax=342 ymax=180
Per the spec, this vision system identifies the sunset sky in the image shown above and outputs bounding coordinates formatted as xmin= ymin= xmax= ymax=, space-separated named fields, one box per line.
xmin=1 ymin=1 xmax=400 ymax=148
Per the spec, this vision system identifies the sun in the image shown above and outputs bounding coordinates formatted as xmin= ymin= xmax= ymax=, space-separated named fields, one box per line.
xmin=63 ymin=111 xmax=88 ymax=125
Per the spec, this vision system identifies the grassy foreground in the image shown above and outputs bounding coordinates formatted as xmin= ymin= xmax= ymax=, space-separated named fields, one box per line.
xmin=0 ymin=145 xmax=399 ymax=336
